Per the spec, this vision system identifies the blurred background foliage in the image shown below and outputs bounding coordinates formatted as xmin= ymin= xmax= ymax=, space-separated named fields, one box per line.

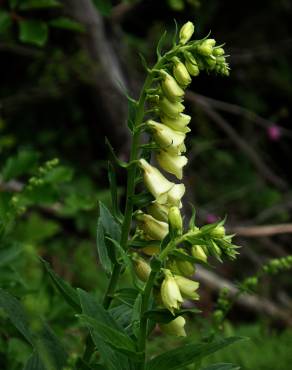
xmin=0 ymin=0 xmax=292 ymax=369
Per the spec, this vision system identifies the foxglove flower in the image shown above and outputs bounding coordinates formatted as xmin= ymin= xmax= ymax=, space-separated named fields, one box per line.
xmin=139 ymin=159 xmax=174 ymax=203
xmin=160 ymin=316 xmax=186 ymax=337
xmin=160 ymin=113 xmax=191 ymax=133
xmin=161 ymin=269 xmax=183 ymax=314
xmin=167 ymin=183 xmax=185 ymax=206
xmin=174 ymin=275 xmax=200 ymax=300
xmin=156 ymin=150 xmax=188 ymax=180
xmin=160 ymin=70 xmax=184 ymax=102
xmin=179 ymin=21 xmax=195 ymax=45
xmin=172 ymin=57 xmax=191 ymax=87
xmin=135 ymin=211 xmax=169 ymax=240
xmin=159 ymin=96 xmax=185 ymax=118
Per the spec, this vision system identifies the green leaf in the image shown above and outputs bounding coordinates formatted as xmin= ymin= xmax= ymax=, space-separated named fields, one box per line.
xmin=0 ymin=288 xmax=35 ymax=345
xmin=0 ymin=10 xmax=12 ymax=33
xmin=78 ymin=289 xmax=134 ymax=370
xmin=78 ymin=314 xmax=140 ymax=358
xmin=96 ymin=219 xmax=112 ymax=274
xmin=146 ymin=337 xmax=246 ymax=370
xmin=49 ymin=17 xmax=85 ymax=32
xmin=99 ymin=201 xmax=121 ymax=241
xmin=92 ymin=0 xmax=112 ymax=17
xmin=131 ymin=293 xmax=142 ymax=337
xmin=0 ymin=243 xmax=22 ymax=267
xmin=107 ymin=161 xmax=123 ymax=222
xmin=23 ymin=352 xmax=45 ymax=370
xmin=156 ymin=30 xmax=167 ymax=59
xmin=19 ymin=0 xmax=62 ymax=10
xmin=19 ymin=20 xmax=49 ymax=47
xmin=41 ymin=258 xmax=80 ymax=311
xmin=2 ymin=150 xmax=38 ymax=181
xmin=170 ymin=250 xmax=210 ymax=266
xmin=144 ymin=307 xmax=201 ymax=324
xmin=105 ymin=137 xmax=128 ymax=168
xmin=201 ymin=363 xmax=240 ymax=370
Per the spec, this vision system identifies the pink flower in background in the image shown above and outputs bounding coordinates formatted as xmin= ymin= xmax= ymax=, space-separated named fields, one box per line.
xmin=206 ymin=213 xmax=218 ymax=224
xmin=267 ymin=125 xmax=281 ymax=141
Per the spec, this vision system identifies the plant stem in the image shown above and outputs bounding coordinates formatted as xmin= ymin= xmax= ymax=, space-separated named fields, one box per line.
xmin=138 ymin=270 xmax=157 ymax=369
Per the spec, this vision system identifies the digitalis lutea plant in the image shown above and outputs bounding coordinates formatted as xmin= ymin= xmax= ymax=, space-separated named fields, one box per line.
xmin=101 ymin=21 xmax=241 ymax=368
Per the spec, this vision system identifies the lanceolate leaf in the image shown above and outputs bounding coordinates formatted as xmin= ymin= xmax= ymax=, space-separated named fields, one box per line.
xmin=40 ymin=258 xmax=80 ymax=311
xmin=98 ymin=201 xmax=121 ymax=241
xmin=201 ymin=363 xmax=240 ymax=370
xmin=0 ymin=288 xmax=35 ymax=345
xmin=78 ymin=289 xmax=136 ymax=369
xmin=146 ymin=337 xmax=246 ymax=370
xmin=19 ymin=20 xmax=49 ymax=47
xmin=78 ymin=314 xmax=139 ymax=358
xmin=96 ymin=218 xmax=112 ymax=274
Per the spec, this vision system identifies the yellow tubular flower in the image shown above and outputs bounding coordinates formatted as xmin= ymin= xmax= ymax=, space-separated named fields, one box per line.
xmin=179 ymin=21 xmax=195 ymax=45
xmin=147 ymin=120 xmax=186 ymax=154
xmin=139 ymin=159 xmax=174 ymax=203
xmin=156 ymin=150 xmax=188 ymax=180
xmin=147 ymin=202 xmax=169 ymax=222
xmin=161 ymin=269 xmax=183 ymax=314
xmin=160 ymin=316 xmax=186 ymax=337
xmin=135 ymin=212 xmax=169 ymax=240
xmin=160 ymin=70 xmax=185 ymax=102
xmin=174 ymin=275 xmax=200 ymax=300
xmin=173 ymin=57 xmax=192 ymax=87
xmin=159 ymin=96 xmax=185 ymax=118
xmin=167 ymin=183 xmax=186 ymax=206
xmin=160 ymin=113 xmax=191 ymax=133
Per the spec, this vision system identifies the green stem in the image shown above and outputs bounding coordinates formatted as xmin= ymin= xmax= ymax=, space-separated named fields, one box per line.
xmin=138 ymin=270 xmax=157 ymax=369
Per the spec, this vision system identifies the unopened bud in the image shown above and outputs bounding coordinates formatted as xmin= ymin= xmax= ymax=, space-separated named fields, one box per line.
xmin=174 ymin=275 xmax=199 ymax=300
xmin=133 ymin=255 xmax=151 ymax=282
xmin=160 ymin=316 xmax=186 ymax=336
xmin=211 ymin=225 xmax=225 ymax=238
xmin=139 ymin=159 xmax=174 ymax=203
xmin=191 ymin=245 xmax=207 ymax=263
xmin=184 ymin=52 xmax=200 ymax=76
xmin=168 ymin=206 xmax=183 ymax=235
xmin=160 ymin=70 xmax=184 ymax=102
xmin=179 ymin=21 xmax=195 ymax=45
xmin=147 ymin=202 xmax=169 ymax=222
xmin=161 ymin=269 xmax=183 ymax=314
xmin=197 ymin=39 xmax=216 ymax=56
xmin=176 ymin=259 xmax=195 ymax=277
xmin=213 ymin=47 xmax=225 ymax=56
xmin=156 ymin=150 xmax=187 ymax=180
xmin=136 ymin=211 xmax=169 ymax=240
xmin=142 ymin=245 xmax=160 ymax=256
xmin=172 ymin=57 xmax=191 ymax=87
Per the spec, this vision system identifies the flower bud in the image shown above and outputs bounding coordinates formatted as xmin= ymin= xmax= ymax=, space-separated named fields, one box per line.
xmin=191 ymin=245 xmax=207 ymax=263
xmin=147 ymin=120 xmax=186 ymax=154
xmin=167 ymin=183 xmax=185 ymax=206
xmin=197 ymin=39 xmax=216 ymax=56
xmin=172 ymin=57 xmax=191 ymax=87
xmin=179 ymin=21 xmax=195 ymax=45
xmin=168 ymin=206 xmax=183 ymax=235
xmin=136 ymin=211 xmax=169 ymax=240
xmin=160 ymin=70 xmax=184 ymax=102
xmin=142 ymin=245 xmax=160 ymax=256
xmin=166 ymin=259 xmax=182 ymax=275
xmin=139 ymin=159 xmax=174 ymax=203
xmin=159 ymin=96 xmax=185 ymax=118
xmin=176 ymin=259 xmax=195 ymax=277
xmin=185 ymin=60 xmax=200 ymax=76
xmin=160 ymin=113 xmax=191 ymax=133
xmin=156 ymin=150 xmax=187 ymax=180
xmin=160 ymin=316 xmax=186 ymax=337
xmin=174 ymin=275 xmax=199 ymax=300
xmin=133 ymin=255 xmax=151 ymax=282
xmin=211 ymin=225 xmax=225 ymax=238
xmin=161 ymin=269 xmax=183 ymax=314
xmin=213 ymin=47 xmax=225 ymax=56
xmin=147 ymin=202 xmax=169 ymax=222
